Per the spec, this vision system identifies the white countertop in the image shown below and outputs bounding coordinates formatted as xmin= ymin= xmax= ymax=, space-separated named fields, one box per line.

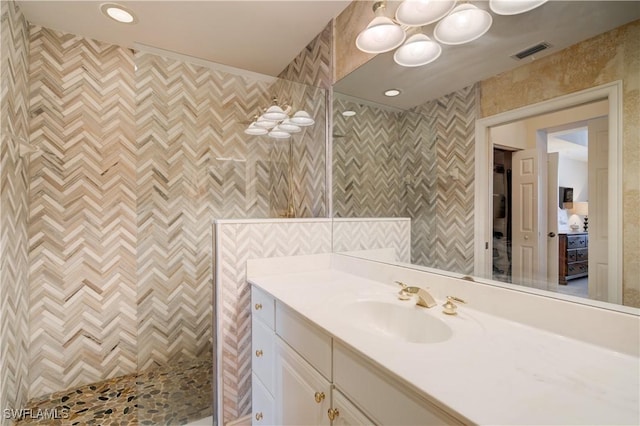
xmin=249 ymin=269 xmax=640 ymax=425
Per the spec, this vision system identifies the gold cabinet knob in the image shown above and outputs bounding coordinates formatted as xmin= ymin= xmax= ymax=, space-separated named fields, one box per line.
xmin=255 ymin=412 xmax=263 ymax=421
xmin=314 ymin=391 xmax=325 ymax=403
xmin=327 ymin=408 xmax=340 ymax=421
xmin=255 ymin=303 xmax=263 ymax=310
xmin=255 ymin=349 xmax=263 ymax=357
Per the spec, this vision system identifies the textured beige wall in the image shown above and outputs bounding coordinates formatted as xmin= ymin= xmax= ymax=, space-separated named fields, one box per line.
xmin=480 ymin=20 xmax=639 ymax=307
xmin=333 ymin=0 xmax=376 ymax=83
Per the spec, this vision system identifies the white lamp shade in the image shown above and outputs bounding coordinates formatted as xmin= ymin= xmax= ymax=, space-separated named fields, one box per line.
xmin=434 ymin=4 xmax=492 ymax=45
xmin=395 ymin=0 xmax=457 ymax=27
xmin=290 ymin=111 xmax=315 ymax=126
xmin=278 ymin=119 xmax=301 ymax=133
xmin=268 ymin=125 xmax=291 ymax=139
xmin=572 ymin=201 xmax=588 ymax=216
xmin=394 ymin=34 xmax=442 ymax=67
xmin=262 ymin=105 xmax=288 ymax=121
xmin=254 ymin=117 xmax=277 ymax=129
xmin=244 ymin=123 xmax=268 ymax=135
xmin=490 ymin=0 xmax=548 ymax=15
xmin=356 ymin=16 xmax=406 ymax=54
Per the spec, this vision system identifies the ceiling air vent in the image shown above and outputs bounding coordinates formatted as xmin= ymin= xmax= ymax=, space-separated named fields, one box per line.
xmin=511 ymin=42 xmax=551 ymax=60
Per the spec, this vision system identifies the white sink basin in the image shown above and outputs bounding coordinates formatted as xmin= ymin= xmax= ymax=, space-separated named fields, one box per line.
xmin=342 ymin=300 xmax=453 ymax=344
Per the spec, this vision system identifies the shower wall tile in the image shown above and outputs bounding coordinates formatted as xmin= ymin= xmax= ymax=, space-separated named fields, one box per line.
xmin=332 ymin=218 xmax=411 ymax=263
xmin=215 ymin=219 xmax=332 ymax=423
xmin=273 ymin=20 xmax=331 ymax=217
xmin=278 ymin=21 xmax=332 ymax=90
xmin=332 ymin=97 xmax=403 ymax=218
xmin=27 ymin=26 xmax=138 ymax=397
xmin=410 ymin=85 xmax=477 ymax=275
xmin=134 ymin=51 xmax=275 ymax=372
xmin=0 ymin=0 xmax=30 ymax=419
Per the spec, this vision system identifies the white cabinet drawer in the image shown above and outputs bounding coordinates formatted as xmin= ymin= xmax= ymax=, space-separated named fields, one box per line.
xmin=275 ymin=301 xmax=332 ymax=380
xmin=252 ymin=317 xmax=275 ymax=393
xmin=332 ymin=389 xmax=376 ymax=426
xmin=252 ymin=286 xmax=275 ymax=329
xmin=252 ymin=372 xmax=275 ymax=426
xmin=334 ymin=342 xmax=464 ymax=426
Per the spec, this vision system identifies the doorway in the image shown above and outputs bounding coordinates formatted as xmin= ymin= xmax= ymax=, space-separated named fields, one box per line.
xmin=474 ymin=82 xmax=622 ymax=304
xmin=490 ymin=123 xmax=594 ymax=298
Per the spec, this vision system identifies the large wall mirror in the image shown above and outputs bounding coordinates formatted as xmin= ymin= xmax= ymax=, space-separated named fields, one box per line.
xmin=331 ymin=1 xmax=640 ymax=311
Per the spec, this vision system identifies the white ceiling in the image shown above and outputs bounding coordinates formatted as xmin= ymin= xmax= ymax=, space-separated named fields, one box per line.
xmin=16 ymin=0 xmax=352 ymax=77
xmin=334 ymin=1 xmax=640 ymax=109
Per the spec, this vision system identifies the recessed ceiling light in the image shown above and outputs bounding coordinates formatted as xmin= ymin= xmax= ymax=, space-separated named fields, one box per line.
xmin=100 ymin=3 xmax=138 ymax=24
xmin=342 ymin=110 xmax=357 ymax=117
xmin=384 ymin=89 xmax=401 ymax=97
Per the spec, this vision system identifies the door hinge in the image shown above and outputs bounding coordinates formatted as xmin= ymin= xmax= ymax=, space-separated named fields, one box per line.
xmin=485 ymin=242 xmax=489 ymax=249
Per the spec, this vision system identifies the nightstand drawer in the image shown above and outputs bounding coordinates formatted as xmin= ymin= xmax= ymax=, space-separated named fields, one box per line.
xmin=567 ymin=251 xmax=577 ymax=262
xmin=576 ymin=248 xmax=588 ymax=261
xmin=568 ymin=262 xmax=587 ymax=276
xmin=567 ymin=235 xmax=587 ymax=249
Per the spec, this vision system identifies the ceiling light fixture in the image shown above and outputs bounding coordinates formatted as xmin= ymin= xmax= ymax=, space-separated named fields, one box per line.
xmin=356 ymin=1 xmax=406 ymax=54
xmin=342 ymin=110 xmax=357 ymax=117
xmin=384 ymin=89 xmax=401 ymax=97
xmin=395 ymin=0 xmax=456 ymax=26
xmin=394 ymin=34 xmax=442 ymax=67
xmin=355 ymin=0 xmax=548 ymax=68
xmin=434 ymin=3 xmax=493 ymax=45
xmin=100 ymin=3 xmax=138 ymax=24
xmin=245 ymin=98 xmax=314 ymax=138
xmin=490 ymin=0 xmax=549 ymax=16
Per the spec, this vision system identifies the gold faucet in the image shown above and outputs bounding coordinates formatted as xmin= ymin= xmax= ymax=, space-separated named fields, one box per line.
xmin=395 ymin=281 xmax=437 ymax=308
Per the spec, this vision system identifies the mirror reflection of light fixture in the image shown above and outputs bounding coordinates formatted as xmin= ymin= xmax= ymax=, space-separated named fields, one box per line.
xmin=490 ymin=0 xmax=548 ymax=16
xmin=434 ymin=3 xmax=493 ymax=45
xmin=356 ymin=1 xmax=406 ymax=54
xmin=394 ymin=33 xmax=442 ymax=67
xmin=395 ymin=0 xmax=457 ymax=26
xmin=244 ymin=98 xmax=314 ymax=138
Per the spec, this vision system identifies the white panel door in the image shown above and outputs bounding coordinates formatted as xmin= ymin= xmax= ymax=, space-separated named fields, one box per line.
xmin=512 ymin=149 xmax=539 ymax=287
xmin=331 ymin=389 xmax=375 ymax=426
xmin=587 ymin=117 xmax=609 ymax=301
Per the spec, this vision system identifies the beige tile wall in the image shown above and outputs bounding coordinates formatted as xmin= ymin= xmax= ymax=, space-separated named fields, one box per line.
xmin=0 ymin=0 xmax=30 ymax=421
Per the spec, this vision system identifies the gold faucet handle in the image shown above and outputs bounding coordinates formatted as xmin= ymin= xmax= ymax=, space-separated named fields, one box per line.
xmin=395 ymin=281 xmax=412 ymax=300
xmin=443 ymin=296 xmax=466 ymax=315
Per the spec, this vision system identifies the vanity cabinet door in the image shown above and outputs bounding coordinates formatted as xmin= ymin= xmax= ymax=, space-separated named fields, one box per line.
xmin=252 ymin=372 xmax=274 ymax=426
xmin=331 ymin=389 xmax=376 ymax=426
xmin=275 ymin=338 xmax=331 ymax=426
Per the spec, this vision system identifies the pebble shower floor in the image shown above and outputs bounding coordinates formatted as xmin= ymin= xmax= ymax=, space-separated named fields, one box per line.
xmin=14 ymin=358 xmax=213 ymax=425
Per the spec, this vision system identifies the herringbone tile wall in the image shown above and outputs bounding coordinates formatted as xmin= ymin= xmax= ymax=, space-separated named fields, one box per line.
xmin=411 ymin=85 xmax=477 ymax=275
xmin=332 ymin=97 xmax=403 ymax=218
xmin=333 ymin=86 xmax=476 ymax=274
xmin=25 ymin=24 xmax=329 ymax=400
xmin=215 ymin=219 xmax=332 ymax=423
xmin=278 ymin=21 xmax=332 ymax=90
xmin=0 ymin=0 xmax=30 ymax=420
xmin=332 ymin=219 xmax=411 ymax=262
xmin=27 ymin=26 xmax=138 ymax=397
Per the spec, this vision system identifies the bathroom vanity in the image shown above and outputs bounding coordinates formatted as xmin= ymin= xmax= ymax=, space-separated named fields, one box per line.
xmin=247 ymin=254 xmax=640 ymax=425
